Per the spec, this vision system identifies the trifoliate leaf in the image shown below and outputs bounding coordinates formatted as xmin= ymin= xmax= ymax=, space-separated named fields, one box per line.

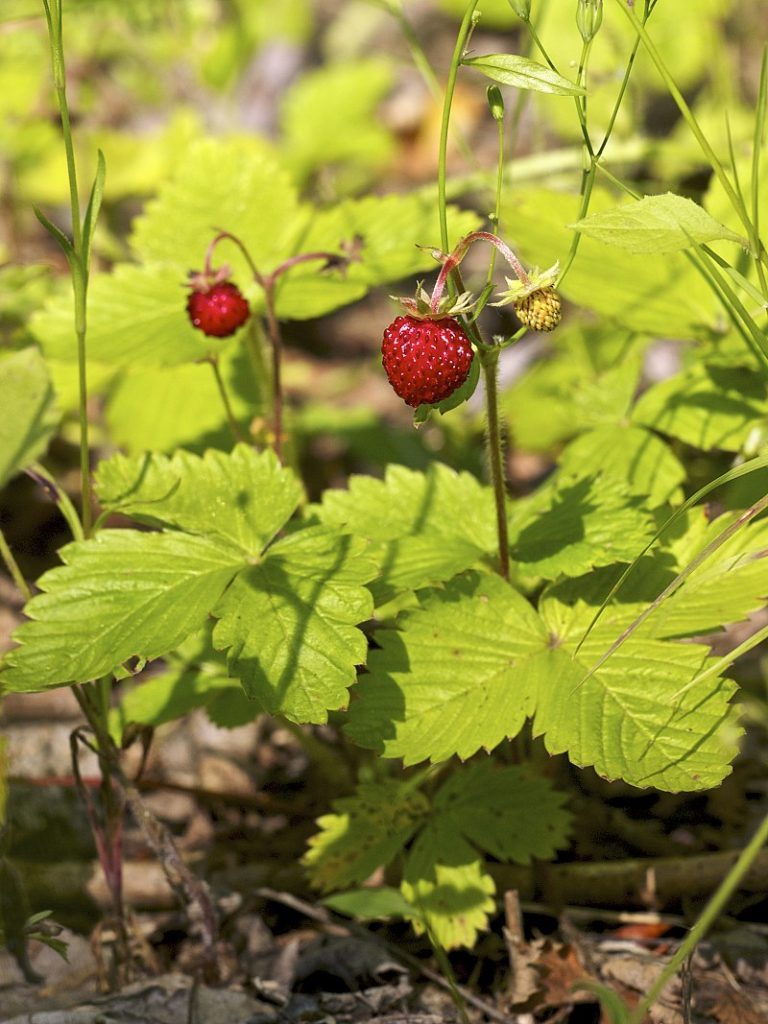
xmin=509 ymin=474 xmax=656 ymax=580
xmin=345 ymin=572 xmax=550 ymax=763
xmin=96 ymin=445 xmax=303 ymax=557
xmin=0 ymin=531 xmax=244 ymax=693
xmin=0 ymin=347 xmax=59 ymax=489
xmin=432 ymin=763 xmax=571 ymax=864
xmin=557 ymin=426 xmax=686 ymax=507
xmin=304 ymin=779 xmax=430 ymax=891
xmin=632 ymin=364 xmax=768 ymax=452
xmin=535 ymin=579 xmax=742 ymax=791
xmin=317 ymin=463 xmax=496 ymax=603
xmin=212 ymin=527 xmax=377 ymax=722
xmin=571 ymin=193 xmax=746 ymax=253
xmin=402 ymin=826 xmax=496 ymax=949
xmin=463 ymin=54 xmax=585 ymax=96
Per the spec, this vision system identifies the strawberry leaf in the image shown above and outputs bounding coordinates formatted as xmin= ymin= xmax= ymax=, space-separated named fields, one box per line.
xmin=316 ymin=463 xmax=497 ymax=602
xmin=535 ymin=577 xmax=742 ymax=791
xmin=0 ymin=531 xmax=244 ymax=693
xmin=344 ymin=572 xmax=549 ymax=763
xmin=96 ymin=445 xmax=302 ymax=557
xmin=212 ymin=527 xmax=377 ymax=722
xmin=508 ymin=474 xmax=657 ymax=580
xmin=303 ymin=778 xmax=430 ymax=891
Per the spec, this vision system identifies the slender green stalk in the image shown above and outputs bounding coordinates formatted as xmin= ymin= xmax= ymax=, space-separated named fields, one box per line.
xmin=480 ymin=349 xmax=509 ymax=581
xmin=484 ymin=110 xmax=506 ymax=291
xmin=206 ymin=355 xmax=247 ymax=445
xmin=671 ymin=622 xmax=768 ymax=703
xmin=559 ymin=0 xmax=655 ymax=288
xmin=0 ymin=530 xmax=31 ymax=603
xmin=751 ymin=47 xmax=768 ymax=303
xmin=611 ymin=0 xmax=754 ymax=240
xmin=437 ymin=0 xmax=481 ymax=256
xmin=43 ymin=0 xmax=92 ymax=537
xmin=628 ymin=808 xmax=768 ymax=1024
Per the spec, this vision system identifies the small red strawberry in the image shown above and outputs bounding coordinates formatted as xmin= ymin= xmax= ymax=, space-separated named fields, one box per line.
xmin=382 ymin=314 xmax=474 ymax=408
xmin=186 ymin=273 xmax=250 ymax=338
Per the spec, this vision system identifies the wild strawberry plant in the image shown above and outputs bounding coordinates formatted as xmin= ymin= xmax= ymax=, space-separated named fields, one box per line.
xmin=1 ymin=0 xmax=768 ymax=1007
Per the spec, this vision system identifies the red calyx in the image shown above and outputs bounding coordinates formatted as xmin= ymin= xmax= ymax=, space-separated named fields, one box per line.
xmin=381 ymin=315 xmax=474 ymax=408
xmin=186 ymin=280 xmax=250 ymax=338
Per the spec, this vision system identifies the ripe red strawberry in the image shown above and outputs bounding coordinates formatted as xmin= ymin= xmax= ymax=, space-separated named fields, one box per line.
xmin=186 ymin=280 xmax=250 ymax=338
xmin=382 ymin=315 xmax=474 ymax=408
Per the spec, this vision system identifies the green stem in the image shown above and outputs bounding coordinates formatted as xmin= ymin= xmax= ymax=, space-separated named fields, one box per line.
xmin=480 ymin=349 xmax=509 ymax=580
xmin=611 ymin=0 xmax=753 ymax=238
xmin=437 ymin=0 xmax=481 ymax=256
xmin=207 ymin=355 xmax=247 ymax=445
xmin=0 ymin=529 xmax=31 ymax=603
xmin=628 ymin=808 xmax=768 ymax=1024
xmin=45 ymin=0 xmax=92 ymax=537
xmin=484 ymin=113 xmax=506 ymax=290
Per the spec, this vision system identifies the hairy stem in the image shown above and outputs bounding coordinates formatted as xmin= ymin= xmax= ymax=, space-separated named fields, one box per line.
xmin=262 ymin=284 xmax=284 ymax=461
xmin=480 ymin=349 xmax=509 ymax=580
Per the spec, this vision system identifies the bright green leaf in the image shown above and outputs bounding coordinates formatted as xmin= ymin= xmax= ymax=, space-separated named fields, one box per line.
xmin=509 ymin=474 xmax=657 ymax=580
xmin=130 ymin=137 xmax=304 ymax=273
xmin=535 ymin=579 xmax=743 ymax=791
xmin=572 ymin=193 xmax=745 ymax=253
xmin=317 ymin=463 xmax=497 ymax=602
xmin=0 ymin=531 xmax=244 ymax=693
xmin=557 ymin=426 xmax=686 ymax=507
xmin=0 ymin=348 xmax=59 ymax=489
xmin=502 ymin=187 xmax=717 ymax=337
xmin=432 ymin=763 xmax=571 ymax=864
xmin=463 ymin=54 xmax=585 ymax=96
xmin=212 ymin=527 xmax=376 ymax=722
xmin=632 ymin=364 xmax=768 ymax=452
xmin=345 ymin=572 xmax=550 ymax=763
xmin=32 ymin=264 xmax=214 ymax=368
xmin=402 ymin=827 xmax=496 ymax=948
xmin=96 ymin=445 xmax=302 ymax=557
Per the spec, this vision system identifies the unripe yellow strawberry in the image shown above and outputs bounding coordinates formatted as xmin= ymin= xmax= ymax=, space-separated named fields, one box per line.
xmin=514 ymin=286 xmax=562 ymax=332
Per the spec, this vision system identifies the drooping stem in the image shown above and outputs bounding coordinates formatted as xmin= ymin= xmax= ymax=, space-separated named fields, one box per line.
xmin=206 ymin=229 xmax=265 ymax=287
xmin=628 ymin=808 xmax=768 ymax=1024
xmin=480 ymin=348 xmax=510 ymax=580
xmin=430 ymin=231 xmax=530 ymax=314
xmin=206 ymin=355 xmax=247 ymax=445
xmin=0 ymin=529 xmax=31 ymax=603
